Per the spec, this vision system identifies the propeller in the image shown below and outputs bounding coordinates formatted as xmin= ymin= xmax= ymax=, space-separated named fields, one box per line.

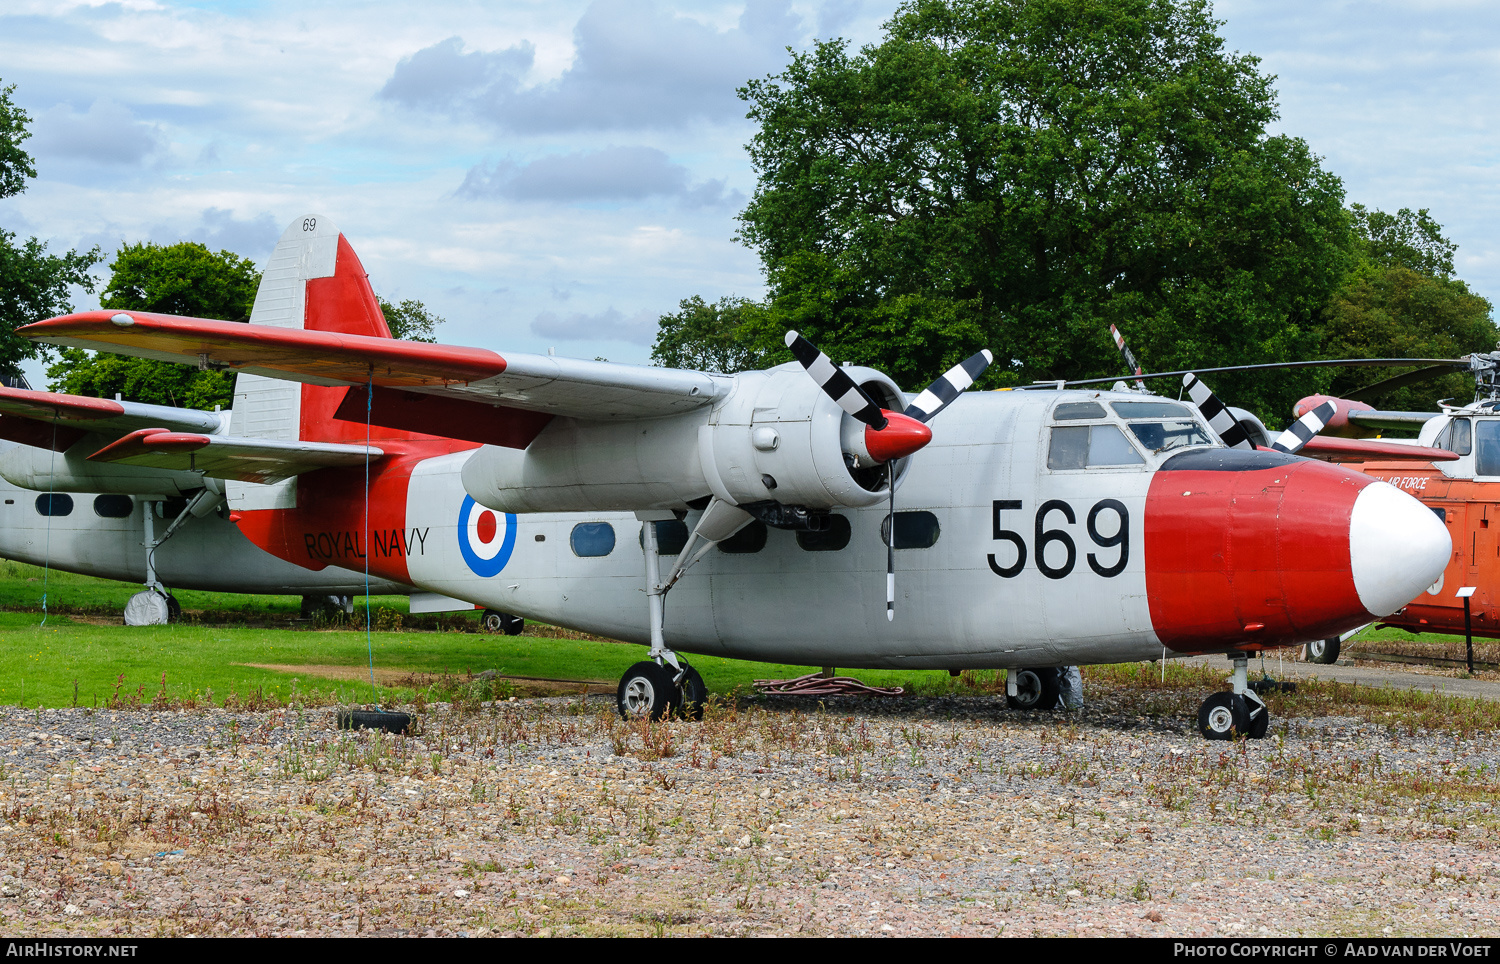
xmin=784 ymin=331 xmax=993 ymax=620
xmin=1268 ymin=400 xmax=1339 ymax=455
xmin=1182 ymin=373 xmax=1255 ymax=451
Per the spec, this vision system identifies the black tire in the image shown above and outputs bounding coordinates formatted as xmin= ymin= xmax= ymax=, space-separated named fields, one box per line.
xmin=1198 ymin=692 xmax=1249 ymax=740
xmin=1006 ymin=667 xmax=1061 ymax=711
xmin=677 ymin=665 xmax=707 ymax=721
xmin=481 ymin=610 xmax=506 ymax=634
xmin=164 ymin=593 xmax=181 ymax=623
xmin=337 ymin=709 xmax=412 ymax=735
xmin=617 ymin=661 xmax=680 ymax=721
xmin=1306 ymin=637 xmax=1340 ymax=664
xmin=500 ymin=613 xmax=524 ymax=636
xmin=1247 ymin=700 xmax=1270 ymax=739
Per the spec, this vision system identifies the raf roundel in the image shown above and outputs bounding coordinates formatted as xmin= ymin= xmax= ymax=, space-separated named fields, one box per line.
xmin=458 ymin=495 xmax=517 ymax=577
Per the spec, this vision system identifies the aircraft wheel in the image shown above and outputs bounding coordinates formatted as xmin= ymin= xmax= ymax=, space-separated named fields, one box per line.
xmin=1306 ymin=636 xmax=1340 ymax=664
xmin=1247 ymin=703 xmax=1271 ymax=740
xmin=617 ymin=661 xmax=679 ymax=721
xmin=480 ymin=610 xmax=523 ymax=635
xmin=1006 ymin=668 xmax=1060 ymax=711
xmin=1198 ymin=692 xmax=1249 ymax=740
xmin=677 ymin=665 xmax=707 ymax=721
xmin=164 ymin=593 xmax=181 ymax=623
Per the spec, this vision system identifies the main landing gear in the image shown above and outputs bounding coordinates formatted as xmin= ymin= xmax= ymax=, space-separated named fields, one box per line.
xmin=1005 ymin=667 xmax=1060 ymax=710
xmin=1198 ymin=654 xmax=1271 ymax=740
xmin=616 ymin=660 xmax=707 ymax=721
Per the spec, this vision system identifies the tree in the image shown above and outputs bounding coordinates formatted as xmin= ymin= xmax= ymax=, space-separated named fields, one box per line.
xmin=1320 ymin=207 xmax=1496 ymax=413
xmin=0 ymin=80 xmax=101 ymax=380
xmin=379 ymin=297 xmax=444 ymax=342
xmin=46 ymin=241 xmax=259 ymax=408
xmin=651 ymin=295 xmax=766 ymax=373
xmin=735 ymin=0 xmax=1353 ymax=419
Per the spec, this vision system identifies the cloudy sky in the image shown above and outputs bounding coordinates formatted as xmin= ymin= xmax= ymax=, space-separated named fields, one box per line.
xmin=1 ymin=0 xmax=1497 ymax=387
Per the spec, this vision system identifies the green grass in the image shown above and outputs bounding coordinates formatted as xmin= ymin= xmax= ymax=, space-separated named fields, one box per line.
xmin=0 ymin=559 xmax=413 ymax=617
xmin=0 ymin=611 xmax=976 ymax=710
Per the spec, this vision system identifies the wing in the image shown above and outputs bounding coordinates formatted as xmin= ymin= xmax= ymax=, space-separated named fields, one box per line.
xmin=0 ymin=385 xmax=224 ymax=451
xmin=25 ymin=310 xmax=727 ymax=423
xmin=1291 ymin=436 xmax=1459 ymax=463
xmin=87 ymin=429 xmax=382 ymax=484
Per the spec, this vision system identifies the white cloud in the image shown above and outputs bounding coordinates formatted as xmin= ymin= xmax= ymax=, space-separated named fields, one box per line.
xmin=28 ymin=99 xmax=161 ymax=165
xmin=531 ymin=306 xmax=658 ymax=345
xmin=379 ymin=0 xmax=807 ymax=132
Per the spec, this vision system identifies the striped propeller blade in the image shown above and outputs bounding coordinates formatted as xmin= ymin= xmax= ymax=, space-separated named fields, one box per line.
xmin=1108 ymin=325 xmax=1146 ymax=390
xmin=784 ymin=331 xmax=887 ymax=429
xmin=903 ymin=349 xmax=995 ymax=423
xmin=1270 ymin=400 xmax=1338 ymax=455
xmin=1182 ymin=373 xmax=1254 ymax=450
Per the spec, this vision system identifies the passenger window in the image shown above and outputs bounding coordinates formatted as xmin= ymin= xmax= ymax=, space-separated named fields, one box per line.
xmin=570 ymin=522 xmax=616 ymax=557
xmin=638 ymin=520 xmax=689 ymax=556
xmin=35 ymin=494 xmax=73 ymax=517
xmin=880 ymin=511 xmax=940 ymax=549
xmin=1048 ymin=425 xmax=1144 ymax=469
xmin=718 ymin=520 xmax=768 ymax=554
xmin=93 ymin=494 xmax=134 ymax=518
xmin=796 ymin=514 xmax=852 ymax=551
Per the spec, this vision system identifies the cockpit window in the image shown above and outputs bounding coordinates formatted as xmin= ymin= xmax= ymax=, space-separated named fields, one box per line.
xmin=1126 ymin=420 xmax=1214 ymax=453
xmin=1053 ymin=401 xmax=1107 ymax=420
xmin=1048 ymin=425 xmax=1145 ymax=469
xmin=1475 ymin=420 xmax=1500 ymax=475
xmin=1111 ymin=400 xmax=1193 ymax=419
xmin=1438 ymin=417 xmax=1473 ymax=456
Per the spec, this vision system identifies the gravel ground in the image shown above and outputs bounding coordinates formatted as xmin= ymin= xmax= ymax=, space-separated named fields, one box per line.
xmin=1 ymin=686 xmax=1499 ymax=938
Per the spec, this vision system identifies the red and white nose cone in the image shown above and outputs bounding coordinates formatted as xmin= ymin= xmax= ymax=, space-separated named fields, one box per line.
xmin=1144 ymin=449 xmax=1451 ymax=653
xmin=1348 ymin=481 xmax=1451 ymax=616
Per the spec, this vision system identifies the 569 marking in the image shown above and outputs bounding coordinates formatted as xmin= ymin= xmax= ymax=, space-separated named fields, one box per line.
xmin=987 ymin=499 xmax=1130 ymax=579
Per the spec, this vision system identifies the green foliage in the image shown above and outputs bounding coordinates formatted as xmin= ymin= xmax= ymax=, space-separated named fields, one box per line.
xmin=651 ymin=295 xmax=767 ymax=372
xmin=1350 ymin=205 xmax=1456 ymax=278
xmin=1318 ymin=207 xmax=1496 ymax=412
xmin=0 ymin=81 xmax=36 ymax=200
xmin=0 ymin=78 xmax=102 ymax=380
xmin=737 ymin=0 xmax=1354 ymax=419
xmin=46 ymin=241 xmax=259 ymax=407
xmin=379 ymin=296 xmax=445 ymax=342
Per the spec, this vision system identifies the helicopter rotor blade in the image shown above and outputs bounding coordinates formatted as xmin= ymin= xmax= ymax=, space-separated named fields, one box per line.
xmin=1028 ymin=357 xmax=1470 ymax=391
xmin=1344 ymin=364 xmax=1467 ymax=404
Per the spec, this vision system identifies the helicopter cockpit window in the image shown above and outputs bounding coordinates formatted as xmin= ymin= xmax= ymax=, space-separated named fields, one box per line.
xmin=1053 ymin=401 xmax=1107 ymax=420
xmin=1047 ymin=425 xmax=1145 ymax=469
xmin=1474 ymin=420 xmax=1500 ymax=476
xmin=1437 ymin=418 xmax=1473 ymax=456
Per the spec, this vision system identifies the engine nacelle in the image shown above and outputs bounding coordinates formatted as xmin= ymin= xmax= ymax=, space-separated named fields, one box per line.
xmin=462 ymin=363 xmax=910 ymax=514
xmin=0 ymin=438 xmax=207 ymax=497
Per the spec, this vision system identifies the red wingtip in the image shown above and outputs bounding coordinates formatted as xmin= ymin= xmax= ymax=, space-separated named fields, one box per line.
xmin=865 ymin=411 xmax=933 ymax=462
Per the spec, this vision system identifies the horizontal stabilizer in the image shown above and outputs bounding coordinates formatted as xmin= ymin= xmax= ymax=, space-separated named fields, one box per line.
xmin=24 ymin=312 xmax=726 ymax=421
xmin=1288 ymin=436 xmax=1458 ymax=463
xmin=88 ymin=428 xmax=383 ymax=484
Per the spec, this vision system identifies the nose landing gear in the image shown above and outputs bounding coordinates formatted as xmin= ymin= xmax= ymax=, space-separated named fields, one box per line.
xmin=1198 ymin=654 xmax=1270 ymax=740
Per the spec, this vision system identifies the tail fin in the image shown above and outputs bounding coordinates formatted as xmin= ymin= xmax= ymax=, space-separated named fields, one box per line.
xmin=229 ymin=216 xmax=419 ymax=510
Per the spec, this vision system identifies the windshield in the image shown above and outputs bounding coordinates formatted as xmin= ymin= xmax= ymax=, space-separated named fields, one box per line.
xmin=1125 ymin=420 xmax=1214 ymax=454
